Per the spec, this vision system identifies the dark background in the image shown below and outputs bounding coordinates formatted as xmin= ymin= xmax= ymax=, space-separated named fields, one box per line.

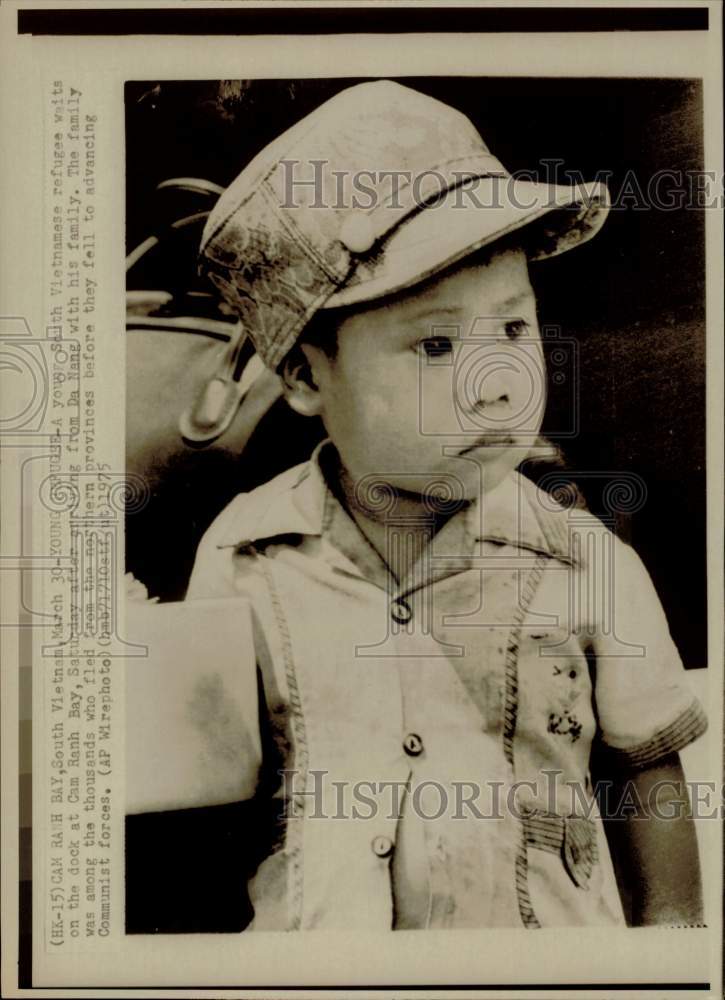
xmin=125 ymin=77 xmax=706 ymax=670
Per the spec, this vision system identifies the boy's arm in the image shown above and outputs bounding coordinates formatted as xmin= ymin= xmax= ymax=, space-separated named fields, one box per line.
xmin=585 ymin=532 xmax=707 ymax=925
xmin=598 ymin=751 xmax=703 ymax=926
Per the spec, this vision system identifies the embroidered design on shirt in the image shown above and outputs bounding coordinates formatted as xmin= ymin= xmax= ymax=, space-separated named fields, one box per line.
xmin=547 ymin=663 xmax=583 ymax=741
xmin=547 ymin=711 xmax=583 ymax=742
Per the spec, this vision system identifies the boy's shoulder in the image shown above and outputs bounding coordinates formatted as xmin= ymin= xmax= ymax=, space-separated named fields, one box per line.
xmin=186 ymin=459 xmax=319 ymax=599
xmin=200 ymin=458 xmax=321 ymax=551
xmin=509 ymin=469 xmax=616 ymax=568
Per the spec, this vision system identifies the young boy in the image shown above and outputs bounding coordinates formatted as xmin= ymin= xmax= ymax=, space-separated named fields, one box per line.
xmin=183 ymin=81 xmax=706 ymax=930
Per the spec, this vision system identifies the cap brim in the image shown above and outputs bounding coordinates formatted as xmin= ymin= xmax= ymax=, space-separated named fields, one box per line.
xmin=324 ymin=178 xmax=609 ymax=309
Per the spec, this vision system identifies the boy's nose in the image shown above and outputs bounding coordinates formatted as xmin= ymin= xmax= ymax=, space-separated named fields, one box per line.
xmin=461 ymin=366 xmax=512 ymax=417
xmin=455 ymin=346 xmax=545 ymax=427
xmin=473 ymin=393 xmax=509 ymax=419
xmin=473 ymin=389 xmax=510 ymax=413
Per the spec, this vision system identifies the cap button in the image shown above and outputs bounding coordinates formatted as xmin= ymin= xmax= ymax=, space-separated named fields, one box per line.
xmin=339 ymin=213 xmax=376 ymax=254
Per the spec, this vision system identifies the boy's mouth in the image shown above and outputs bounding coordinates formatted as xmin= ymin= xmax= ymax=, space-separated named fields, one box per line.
xmin=458 ymin=433 xmax=518 ymax=455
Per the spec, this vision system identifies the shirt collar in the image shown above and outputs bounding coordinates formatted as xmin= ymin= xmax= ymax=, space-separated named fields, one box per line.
xmin=218 ymin=439 xmax=576 ymax=567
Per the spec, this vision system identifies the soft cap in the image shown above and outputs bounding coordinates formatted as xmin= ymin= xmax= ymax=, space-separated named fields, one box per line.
xmin=199 ymin=81 xmax=609 ymax=370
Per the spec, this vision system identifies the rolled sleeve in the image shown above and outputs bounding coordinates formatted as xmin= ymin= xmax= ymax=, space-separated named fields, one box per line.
xmin=590 ymin=536 xmax=707 ymax=769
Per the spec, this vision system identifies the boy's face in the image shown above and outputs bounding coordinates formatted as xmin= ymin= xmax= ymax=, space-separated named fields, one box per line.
xmin=297 ymin=247 xmax=545 ymax=503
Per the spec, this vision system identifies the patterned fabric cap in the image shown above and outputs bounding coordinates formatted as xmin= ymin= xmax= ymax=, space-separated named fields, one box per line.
xmin=199 ymin=81 xmax=610 ymax=370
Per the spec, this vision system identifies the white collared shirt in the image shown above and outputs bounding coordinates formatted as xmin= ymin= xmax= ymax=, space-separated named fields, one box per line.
xmin=185 ymin=441 xmax=706 ymax=930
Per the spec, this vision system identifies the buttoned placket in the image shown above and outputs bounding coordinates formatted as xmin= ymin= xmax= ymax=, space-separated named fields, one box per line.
xmin=227 ymin=443 xmax=594 ymax=928
xmin=317 ymin=479 xmax=494 ymax=927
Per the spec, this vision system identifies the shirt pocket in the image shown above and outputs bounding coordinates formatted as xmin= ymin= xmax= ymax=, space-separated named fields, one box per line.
xmin=522 ymin=809 xmax=598 ymax=890
xmin=521 ymin=807 xmax=627 ymax=926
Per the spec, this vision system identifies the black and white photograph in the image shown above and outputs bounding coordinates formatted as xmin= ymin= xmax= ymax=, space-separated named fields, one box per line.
xmin=124 ymin=72 xmax=711 ymax=936
xmin=1 ymin=2 xmax=722 ymax=997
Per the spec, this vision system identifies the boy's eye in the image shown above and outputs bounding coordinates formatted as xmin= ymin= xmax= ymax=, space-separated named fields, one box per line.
xmin=504 ymin=319 xmax=529 ymax=341
xmin=419 ymin=336 xmax=453 ymax=358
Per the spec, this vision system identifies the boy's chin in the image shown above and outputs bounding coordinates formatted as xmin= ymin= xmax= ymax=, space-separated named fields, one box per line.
xmin=348 ymin=443 xmax=532 ymax=508
xmin=385 ymin=465 xmax=515 ymax=508
xmin=450 ymin=444 xmax=531 ymax=497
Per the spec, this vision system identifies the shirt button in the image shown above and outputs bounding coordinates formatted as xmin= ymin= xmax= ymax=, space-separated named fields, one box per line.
xmin=403 ymin=732 xmax=424 ymax=757
xmin=391 ymin=598 xmax=412 ymax=625
xmin=371 ymin=835 xmax=394 ymax=859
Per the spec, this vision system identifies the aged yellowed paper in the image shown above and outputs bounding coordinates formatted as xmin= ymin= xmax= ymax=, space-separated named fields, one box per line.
xmin=1 ymin=2 xmax=722 ymax=997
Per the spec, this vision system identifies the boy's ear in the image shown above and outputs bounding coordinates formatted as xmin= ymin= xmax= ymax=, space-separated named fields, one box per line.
xmin=280 ymin=346 xmax=324 ymax=418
